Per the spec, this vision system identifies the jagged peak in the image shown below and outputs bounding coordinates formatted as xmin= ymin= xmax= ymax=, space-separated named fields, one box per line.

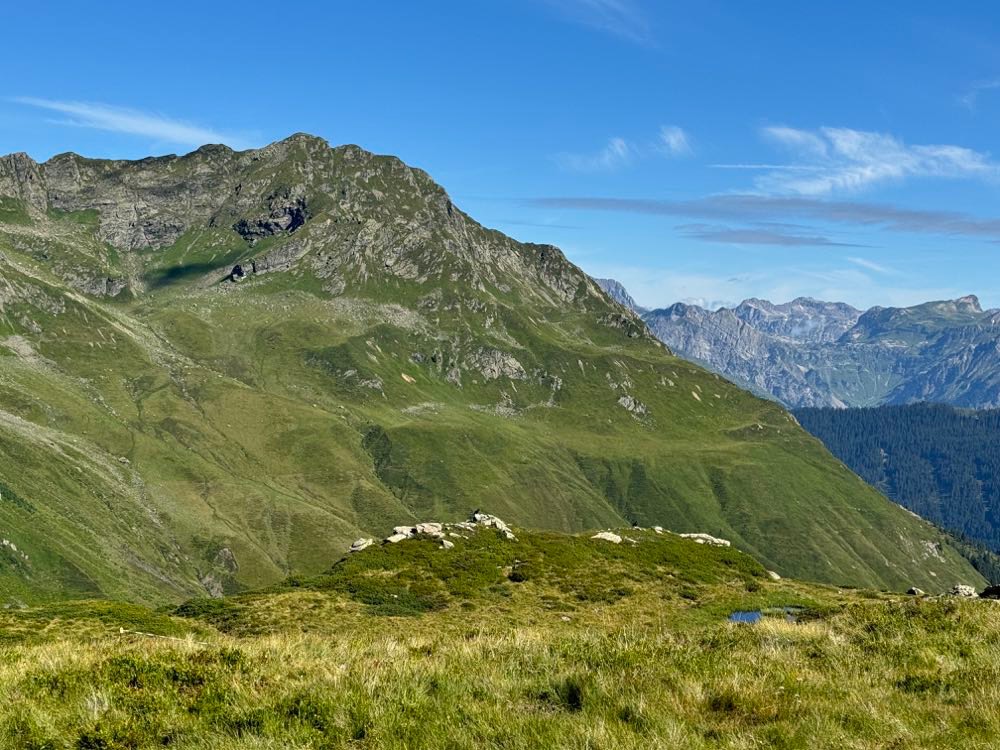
xmin=957 ymin=294 xmax=982 ymax=312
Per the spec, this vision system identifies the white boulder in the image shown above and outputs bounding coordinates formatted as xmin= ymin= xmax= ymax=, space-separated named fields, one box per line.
xmin=349 ymin=538 xmax=374 ymax=553
xmin=592 ymin=531 xmax=623 ymax=544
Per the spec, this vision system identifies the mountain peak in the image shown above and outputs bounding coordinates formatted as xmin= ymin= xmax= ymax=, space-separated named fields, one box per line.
xmin=594 ymin=278 xmax=645 ymax=313
xmin=957 ymin=294 xmax=982 ymax=312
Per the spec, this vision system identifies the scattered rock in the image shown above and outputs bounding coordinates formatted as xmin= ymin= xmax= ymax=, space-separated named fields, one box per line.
xmin=470 ymin=510 xmax=517 ymax=539
xmin=617 ymin=395 xmax=648 ymax=416
xmin=350 ymin=538 xmax=374 ymax=553
xmin=373 ymin=512 xmax=518 ymax=547
xmin=949 ymin=584 xmax=978 ymax=598
xmin=678 ymin=532 xmax=731 ymax=547
xmin=591 ymin=531 xmax=623 ymax=544
xmin=907 ymin=586 xmax=925 ymax=596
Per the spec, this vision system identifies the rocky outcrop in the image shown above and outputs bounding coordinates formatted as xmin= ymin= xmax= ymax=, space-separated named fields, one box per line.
xmin=678 ymin=532 xmax=731 ymax=547
xmin=352 ymin=511 xmax=519 ymax=554
xmin=233 ymin=189 xmax=310 ymax=243
xmin=0 ymin=153 xmax=48 ymax=215
xmin=467 ymin=349 xmax=527 ymax=382
xmin=617 ymin=395 xmax=648 ymax=416
xmin=949 ymin=584 xmax=978 ymax=598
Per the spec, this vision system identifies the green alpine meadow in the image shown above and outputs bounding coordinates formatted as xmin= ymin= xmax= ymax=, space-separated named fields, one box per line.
xmin=2 ymin=522 xmax=999 ymax=749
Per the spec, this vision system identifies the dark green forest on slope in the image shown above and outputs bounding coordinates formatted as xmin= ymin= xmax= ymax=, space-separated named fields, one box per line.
xmin=796 ymin=403 xmax=1000 ymax=581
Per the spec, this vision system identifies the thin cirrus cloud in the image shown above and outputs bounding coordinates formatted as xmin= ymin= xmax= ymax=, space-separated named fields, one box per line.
xmin=676 ymin=222 xmax=865 ymax=248
xmin=12 ymin=97 xmax=254 ymax=149
xmin=555 ymin=125 xmax=691 ymax=172
xmin=528 ymin=194 xmax=1000 ymax=242
xmin=554 ymin=137 xmax=632 ymax=172
xmin=713 ymin=126 xmax=1000 ymax=196
xmin=659 ymin=125 xmax=693 ymax=156
xmin=846 ymin=256 xmax=895 ymax=274
xmin=540 ymin=0 xmax=652 ymax=45
xmin=957 ymin=79 xmax=1000 ymax=111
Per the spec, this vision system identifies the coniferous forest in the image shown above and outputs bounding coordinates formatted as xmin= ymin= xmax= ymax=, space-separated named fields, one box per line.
xmin=796 ymin=403 xmax=1000 ymax=579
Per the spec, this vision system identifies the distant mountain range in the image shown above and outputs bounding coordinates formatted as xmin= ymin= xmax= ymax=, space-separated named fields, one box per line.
xmin=598 ymin=280 xmax=1000 ymax=409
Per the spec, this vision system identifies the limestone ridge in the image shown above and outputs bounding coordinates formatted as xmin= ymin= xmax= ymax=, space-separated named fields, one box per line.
xmin=631 ymin=283 xmax=1000 ymax=409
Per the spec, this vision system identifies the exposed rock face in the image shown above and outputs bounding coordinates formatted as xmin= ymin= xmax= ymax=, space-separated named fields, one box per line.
xmin=0 ymin=153 xmax=48 ymax=215
xmin=640 ymin=290 xmax=1000 ymax=409
xmin=468 ymin=349 xmax=527 ymax=381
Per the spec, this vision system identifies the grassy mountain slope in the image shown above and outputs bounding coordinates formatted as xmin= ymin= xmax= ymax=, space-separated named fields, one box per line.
xmin=2 ymin=525 xmax=999 ymax=749
xmin=0 ymin=136 xmax=983 ymax=603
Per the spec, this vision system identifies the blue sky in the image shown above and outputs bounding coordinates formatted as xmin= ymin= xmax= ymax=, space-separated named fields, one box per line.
xmin=3 ymin=1 xmax=1000 ymax=310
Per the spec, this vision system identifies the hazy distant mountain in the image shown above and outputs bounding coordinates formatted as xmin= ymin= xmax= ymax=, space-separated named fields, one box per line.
xmin=595 ymin=278 xmax=645 ymax=313
xmin=623 ymin=281 xmax=1000 ymax=409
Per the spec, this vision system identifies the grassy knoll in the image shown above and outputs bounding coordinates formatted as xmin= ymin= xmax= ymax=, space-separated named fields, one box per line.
xmin=1 ymin=525 xmax=998 ymax=749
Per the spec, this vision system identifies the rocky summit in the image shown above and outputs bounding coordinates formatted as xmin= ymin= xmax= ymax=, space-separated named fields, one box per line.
xmin=616 ymin=282 xmax=1000 ymax=409
xmin=0 ymin=135 xmax=984 ymax=605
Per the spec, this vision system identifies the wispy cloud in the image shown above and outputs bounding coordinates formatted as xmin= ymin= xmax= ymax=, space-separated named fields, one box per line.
xmin=540 ymin=0 xmax=651 ymax=45
xmin=12 ymin=97 xmax=253 ymax=149
xmin=528 ymin=194 xmax=1000 ymax=242
xmin=723 ymin=126 xmax=1000 ymax=196
xmin=958 ymin=79 xmax=1000 ymax=110
xmin=553 ymin=137 xmax=632 ymax=172
xmin=676 ymin=222 xmax=864 ymax=248
xmin=847 ymin=256 xmax=895 ymax=274
xmin=659 ymin=125 xmax=692 ymax=157
xmin=556 ymin=125 xmax=690 ymax=171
